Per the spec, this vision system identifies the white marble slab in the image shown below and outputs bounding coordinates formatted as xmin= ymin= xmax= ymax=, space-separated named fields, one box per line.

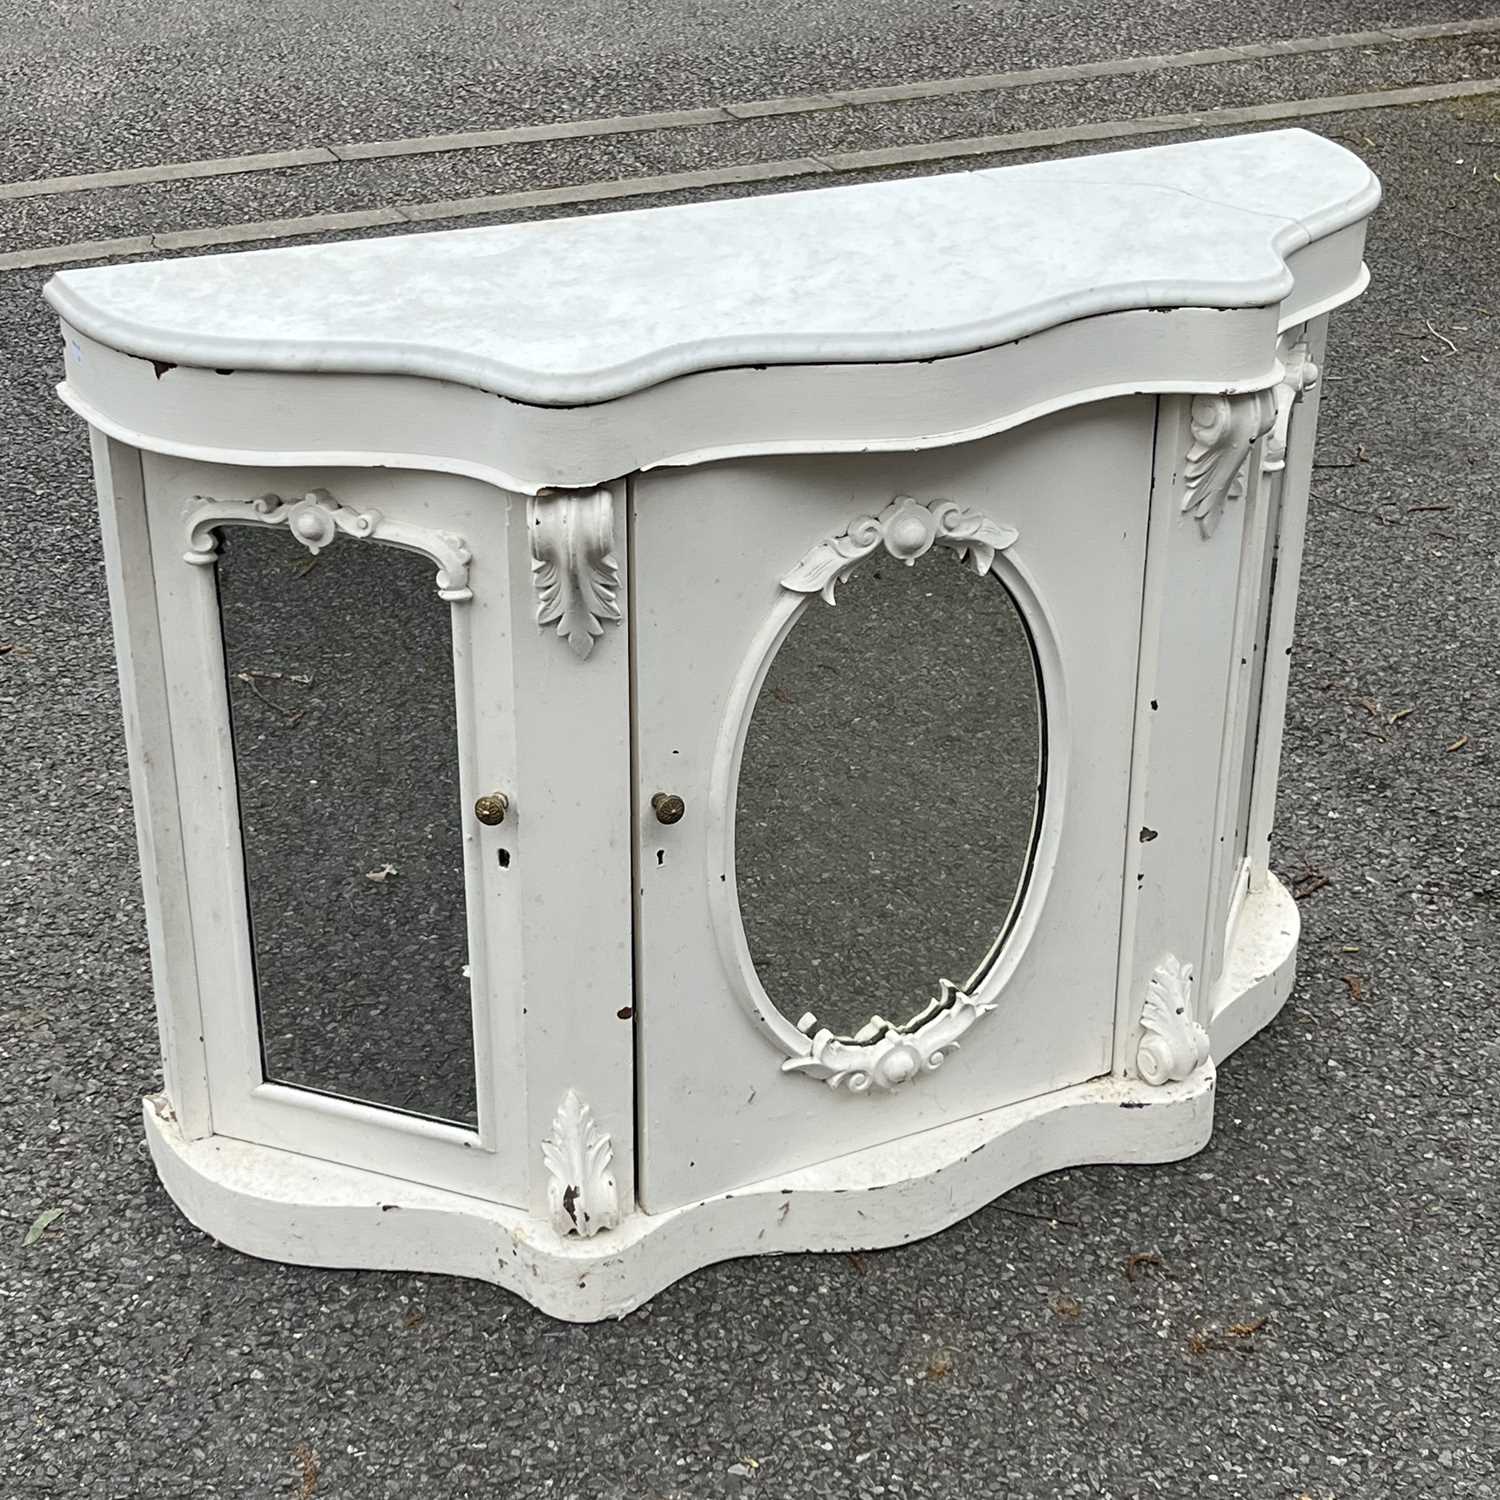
xmin=45 ymin=128 xmax=1378 ymax=406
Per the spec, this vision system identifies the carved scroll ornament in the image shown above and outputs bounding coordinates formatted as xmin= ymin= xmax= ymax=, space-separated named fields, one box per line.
xmin=781 ymin=495 xmax=1019 ymax=604
xmin=782 ymin=980 xmax=997 ymax=1092
xmin=529 ymin=488 xmax=621 ymax=659
xmin=183 ymin=488 xmax=473 ymax=601
xmin=1263 ymin=332 xmax=1321 ymax=474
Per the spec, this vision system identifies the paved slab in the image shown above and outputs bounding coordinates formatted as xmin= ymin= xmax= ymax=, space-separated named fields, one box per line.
xmin=1 ymin=55 xmax=1497 ymax=1500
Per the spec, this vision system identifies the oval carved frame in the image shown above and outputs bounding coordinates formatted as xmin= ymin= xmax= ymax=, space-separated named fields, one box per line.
xmin=706 ymin=494 xmax=1068 ymax=1092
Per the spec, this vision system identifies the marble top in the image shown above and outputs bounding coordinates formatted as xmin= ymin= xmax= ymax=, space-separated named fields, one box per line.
xmin=46 ymin=129 xmax=1378 ymax=407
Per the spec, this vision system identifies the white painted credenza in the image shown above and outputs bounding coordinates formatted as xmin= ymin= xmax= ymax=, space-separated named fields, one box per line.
xmin=47 ymin=128 xmax=1378 ymax=1320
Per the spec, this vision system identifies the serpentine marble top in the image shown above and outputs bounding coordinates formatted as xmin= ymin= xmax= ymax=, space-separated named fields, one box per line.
xmin=46 ymin=128 xmax=1378 ymax=407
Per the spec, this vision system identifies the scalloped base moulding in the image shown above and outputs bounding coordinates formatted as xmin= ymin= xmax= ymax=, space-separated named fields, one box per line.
xmin=145 ymin=880 xmax=1297 ymax=1322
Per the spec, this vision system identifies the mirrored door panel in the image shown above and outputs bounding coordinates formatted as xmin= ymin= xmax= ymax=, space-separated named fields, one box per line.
xmin=634 ymin=400 xmax=1156 ymax=1211
xmin=216 ymin=523 xmax=477 ymax=1125
xmin=146 ymin=457 xmax=631 ymax=1205
xmin=144 ymin=458 xmax=552 ymax=1202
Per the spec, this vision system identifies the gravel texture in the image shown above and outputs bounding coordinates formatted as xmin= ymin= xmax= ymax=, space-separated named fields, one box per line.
xmin=1 ymin=36 xmax=1497 ymax=1500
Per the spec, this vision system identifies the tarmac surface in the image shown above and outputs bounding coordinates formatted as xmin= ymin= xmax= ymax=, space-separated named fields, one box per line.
xmin=2 ymin=9 xmax=1498 ymax=1498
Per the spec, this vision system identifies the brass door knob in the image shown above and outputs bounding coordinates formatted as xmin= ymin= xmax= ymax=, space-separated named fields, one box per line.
xmin=651 ymin=792 xmax=685 ymax=825
xmin=474 ymin=792 xmax=509 ymax=826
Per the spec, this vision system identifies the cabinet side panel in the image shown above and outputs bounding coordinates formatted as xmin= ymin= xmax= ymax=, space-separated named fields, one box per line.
xmin=88 ymin=430 xmax=213 ymax=1137
xmin=1248 ymin=316 xmax=1330 ymax=891
xmin=1202 ymin=444 xmax=1277 ymax=990
xmin=1119 ymin=396 xmax=1256 ymax=1061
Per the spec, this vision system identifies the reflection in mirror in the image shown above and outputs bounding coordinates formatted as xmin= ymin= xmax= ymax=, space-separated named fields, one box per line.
xmin=736 ymin=550 xmax=1043 ymax=1040
xmin=216 ymin=523 xmax=477 ymax=1126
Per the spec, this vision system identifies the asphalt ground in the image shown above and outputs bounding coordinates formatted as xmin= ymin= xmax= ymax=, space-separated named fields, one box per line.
xmin=3 ymin=11 xmax=1499 ymax=1499
xmin=3 ymin=0 xmax=1498 ymax=180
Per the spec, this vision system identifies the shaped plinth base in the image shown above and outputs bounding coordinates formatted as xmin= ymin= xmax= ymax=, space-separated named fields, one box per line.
xmin=145 ymin=876 xmax=1298 ymax=1321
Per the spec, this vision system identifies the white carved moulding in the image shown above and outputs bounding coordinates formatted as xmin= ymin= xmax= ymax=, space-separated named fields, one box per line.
xmin=541 ymin=1089 xmax=621 ymax=1238
xmin=183 ymin=488 xmax=473 ymax=601
xmin=1263 ymin=331 xmax=1321 ymax=474
xmin=781 ymin=495 xmax=1019 ymax=604
xmin=782 ymin=979 xmax=997 ymax=1092
xmin=529 ymin=487 xmax=621 ymax=659
xmin=1136 ymin=954 xmax=1211 ymax=1085
xmin=1181 ymin=391 xmax=1276 ymax=539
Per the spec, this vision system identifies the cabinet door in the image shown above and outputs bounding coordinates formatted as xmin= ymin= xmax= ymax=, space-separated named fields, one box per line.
xmin=631 ymin=402 xmax=1154 ymax=1210
xmin=142 ymin=458 xmax=632 ymax=1205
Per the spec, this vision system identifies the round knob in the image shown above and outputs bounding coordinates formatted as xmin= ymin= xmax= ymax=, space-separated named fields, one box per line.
xmin=651 ymin=791 xmax=685 ymax=825
xmin=474 ymin=792 xmax=509 ymax=826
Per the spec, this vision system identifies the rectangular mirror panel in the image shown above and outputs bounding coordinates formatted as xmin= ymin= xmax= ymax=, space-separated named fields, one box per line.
xmin=216 ymin=521 xmax=478 ymax=1126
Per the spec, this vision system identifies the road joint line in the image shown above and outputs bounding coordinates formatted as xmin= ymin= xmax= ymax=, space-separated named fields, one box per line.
xmin=5 ymin=77 xmax=1496 ymax=275
xmin=2 ymin=18 xmax=1498 ymax=204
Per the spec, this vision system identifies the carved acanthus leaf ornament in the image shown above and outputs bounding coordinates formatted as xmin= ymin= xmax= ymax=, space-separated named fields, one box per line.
xmin=529 ymin=488 xmax=621 ymax=659
xmin=1182 ymin=392 xmax=1277 ymax=538
xmin=541 ymin=1089 xmax=620 ymax=1238
xmin=1182 ymin=331 xmax=1323 ymax=537
xmin=1136 ymin=954 xmax=1210 ymax=1085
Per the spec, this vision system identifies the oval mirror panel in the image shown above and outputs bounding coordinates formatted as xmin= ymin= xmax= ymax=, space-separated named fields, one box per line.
xmin=736 ymin=550 xmax=1043 ymax=1041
